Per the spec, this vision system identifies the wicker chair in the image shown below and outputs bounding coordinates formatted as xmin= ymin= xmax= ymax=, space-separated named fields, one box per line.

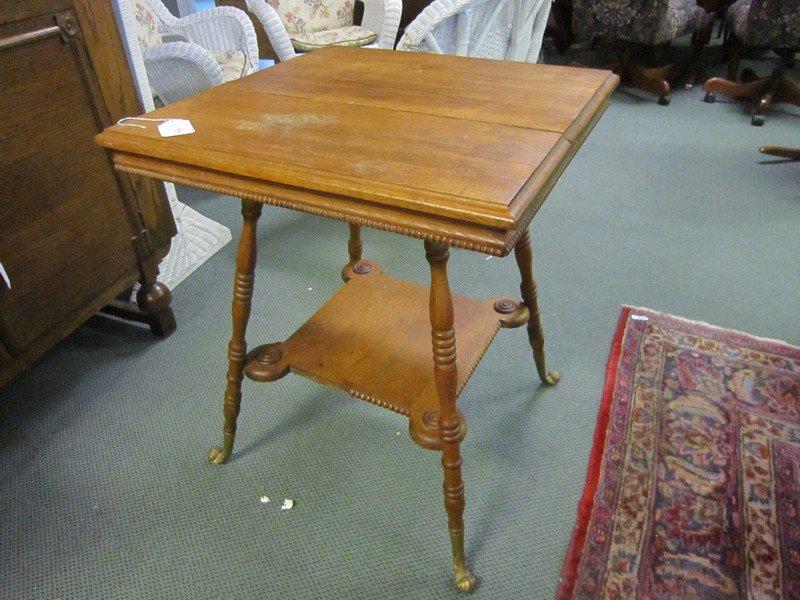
xmin=396 ymin=0 xmax=552 ymax=63
xmin=571 ymin=0 xmax=712 ymax=104
xmin=129 ymin=0 xmax=259 ymax=104
xmin=703 ymin=0 xmax=800 ymax=125
xmin=245 ymin=0 xmax=402 ymax=62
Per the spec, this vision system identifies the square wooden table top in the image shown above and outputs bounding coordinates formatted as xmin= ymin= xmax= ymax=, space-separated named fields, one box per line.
xmin=96 ymin=47 xmax=618 ymax=256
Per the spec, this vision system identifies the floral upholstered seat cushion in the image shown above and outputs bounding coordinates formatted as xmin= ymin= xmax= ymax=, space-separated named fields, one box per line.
xmin=574 ymin=0 xmax=709 ymax=46
xmin=726 ymin=0 xmax=800 ymax=47
xmin=654 ymin=0 xmax=710 ymax=44
xmin=130 ymin=0 xmax=162 ymax=47
xmin=726 ymin=0 xmax=750 ymax=37
xmin=213 ymin=50 xmax=250 ymax=82
xmin=289 ymin=25 xmax=377 ymax=51
xmin=268 ymin=0 xmax=355 ymax=35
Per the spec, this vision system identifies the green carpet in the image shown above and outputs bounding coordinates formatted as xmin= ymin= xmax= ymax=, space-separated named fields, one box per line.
xmin=2 ymin=51 xmax=799 ymax=599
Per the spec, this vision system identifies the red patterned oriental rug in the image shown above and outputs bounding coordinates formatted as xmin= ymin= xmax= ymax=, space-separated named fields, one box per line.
xmin=558 ymin=306 xmax=800 ymax=599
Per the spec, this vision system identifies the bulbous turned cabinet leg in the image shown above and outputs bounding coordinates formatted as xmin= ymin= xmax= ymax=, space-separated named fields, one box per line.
xmin=514 ymin=230 xmax=560 ymax=386
xmin=208 ymin=199 xmax=263 ymax=465
xmin=425 ymin=240 xmax=476 ymax=593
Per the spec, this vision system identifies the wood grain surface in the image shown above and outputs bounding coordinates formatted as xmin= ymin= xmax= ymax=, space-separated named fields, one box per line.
xmin=96 ymin=47 xmax=617 ymax=255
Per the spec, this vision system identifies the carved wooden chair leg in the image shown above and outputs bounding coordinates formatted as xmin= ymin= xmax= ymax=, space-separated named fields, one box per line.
xmin=684 ymin=23 xmax=713 ymax=90
xmin=626 ymin=63 xmax=673 ymax=105
xmin=208 ymin=199 xmax=263 ymax=465
xmin=514 ymin=230 xmax=559 ymax=385
xmin=425 ymin=240 xmax=476 ymax=593
xmin=751 ymin=65 xmax=784 ymax=126
xmin=776 ymin=72 xmax=800 ymax=106
xmin=760 ymin=146 xmax=800 ymax=160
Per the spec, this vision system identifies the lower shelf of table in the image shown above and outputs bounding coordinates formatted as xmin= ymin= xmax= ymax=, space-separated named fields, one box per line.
xmin=244 ymin=266 xmax=527 ymax=449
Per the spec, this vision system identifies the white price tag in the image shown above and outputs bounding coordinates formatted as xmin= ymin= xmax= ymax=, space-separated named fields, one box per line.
xmin=0 ymin=262 xmax=10 ymax=289
xmin=157 ymin=119 xmax=195 ymax=137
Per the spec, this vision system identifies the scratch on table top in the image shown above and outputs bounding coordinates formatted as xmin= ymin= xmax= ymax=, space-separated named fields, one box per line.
xmin=236 ymin=113 xmax=337 ymax=132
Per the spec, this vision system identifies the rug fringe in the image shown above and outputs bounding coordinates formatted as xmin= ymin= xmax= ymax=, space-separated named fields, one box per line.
xmin=623 ymin=305 xmax=800 ymax=354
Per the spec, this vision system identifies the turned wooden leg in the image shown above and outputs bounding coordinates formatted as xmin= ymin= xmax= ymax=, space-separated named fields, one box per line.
xmin=136 ymin=279 xmax=176 ymax=337
xmin=100 ymin=277 xmax=175 ymax=337
xmin=425 ymin=240 xmax=476 ymax=593
xmin=514 ymin=230 xmax=559 ymax=386
xmin=208 ymin=199 xmax=263 ymax=465
xmin=347 ymin=223 xmax=362 ymax=265
xmin=341 ymin=223 xmax=381 ymax=281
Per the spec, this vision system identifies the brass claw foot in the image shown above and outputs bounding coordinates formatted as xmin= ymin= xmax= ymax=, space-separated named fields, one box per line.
xmin=207 ymin=432 xmax=234 ymax=464
xmin=542 ymin=370 xmax=560 ymax=386
xmin=454 ymin=567 xmax=477 ymax=593
xmin=450 ymin=530 xmax=476 ymax=593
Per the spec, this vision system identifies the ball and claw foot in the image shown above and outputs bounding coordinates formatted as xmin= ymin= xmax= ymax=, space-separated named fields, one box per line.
xmin=207 ymin=433 xmax=234 ymax=464
xmin=450 ymin=530 xmax=476 ymax=593
xmin=455 ymin=573 xmax=477 ymax=593
xmin=658 ymin=94 xmax=671 ymax=106
xmin=751 ymin=114 xmax=765 ymax=127
xmin=207 ymin=446 xmax=230 ymax=464
xmin=704 ymin=91 xmax=716 ymax=103
xmin=543 ymin=370 xmax=561 ymax=386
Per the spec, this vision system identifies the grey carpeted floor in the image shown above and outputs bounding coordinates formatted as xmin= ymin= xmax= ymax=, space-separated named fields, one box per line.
xmin=2 ymin=46 xmax=799 ymax=599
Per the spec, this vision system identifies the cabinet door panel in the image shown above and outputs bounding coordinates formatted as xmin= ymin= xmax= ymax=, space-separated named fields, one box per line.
xmin=0 ymin=13 xmax=138 ymax=353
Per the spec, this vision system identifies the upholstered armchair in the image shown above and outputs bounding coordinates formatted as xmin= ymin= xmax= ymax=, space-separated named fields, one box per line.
xmin=129 ymin=0 xmax=259 ymax=104
xmin=702 ymin=0 xmax=800 ymax=125
xmin=244 ymin=0 xmax=402 ymax=62
xmin=571 ymin=0 xmax=712 ymax=104
xmin=397 ymin=0 xmax=552 ymax=63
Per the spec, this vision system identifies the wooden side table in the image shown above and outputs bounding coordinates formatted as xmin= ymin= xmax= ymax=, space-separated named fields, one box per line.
xmin=97 ymin=47 xmax=617 ymax=591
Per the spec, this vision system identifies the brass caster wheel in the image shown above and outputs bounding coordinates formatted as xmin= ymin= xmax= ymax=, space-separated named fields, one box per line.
xmin=751 ymin=114 xmax=765 ymax=127
xmin=704 ymin=91 xmax=716 ymax=103
xmin=658 ymin=94 xmax=671 ymax=106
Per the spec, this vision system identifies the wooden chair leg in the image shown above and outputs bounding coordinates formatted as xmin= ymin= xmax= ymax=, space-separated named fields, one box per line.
xmin=703 ymin=75 xmax=770 ymax=103
xmin=514 ymin=230 xmax=559 ymax=386
xmin=424 ymin=240 xmax=476 ymax=593
xmin=776 ymin=72 xmax=800 ymax=106
xmin=684 ymin=23 xmax=713 ymax=90
xmin=208 ymin=199 xmax=263 ymax=465
xmin=751 ymin=66 xmax=784 ymax=126
xmin=626 ymin=63 xmax=673 ymax=105
xmin=760 ymin=146 xmax=800 ymax=160
xmin=727 ymin=37 xmax=742 ymax=80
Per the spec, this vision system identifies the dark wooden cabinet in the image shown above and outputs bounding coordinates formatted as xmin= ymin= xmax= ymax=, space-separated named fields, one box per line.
xmin=0 ymin=0 xmax=177 ymax=387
